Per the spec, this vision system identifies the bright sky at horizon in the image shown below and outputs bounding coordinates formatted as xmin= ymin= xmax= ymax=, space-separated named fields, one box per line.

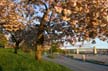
xmin=62 ymin=38 xmax=108 ymax=49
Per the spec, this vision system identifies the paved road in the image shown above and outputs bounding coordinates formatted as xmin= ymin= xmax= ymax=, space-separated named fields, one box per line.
xmin=72 ymin=54 xmax=108 ymax=64
xmin=43 ymin=55 xmax=108 ymax=71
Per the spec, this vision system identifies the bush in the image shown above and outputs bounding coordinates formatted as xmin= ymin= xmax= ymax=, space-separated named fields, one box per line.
xmin=49 ymin=43 xmax=63 ymax=55
xmin=0 ymin=33 xmax=7 ymax=48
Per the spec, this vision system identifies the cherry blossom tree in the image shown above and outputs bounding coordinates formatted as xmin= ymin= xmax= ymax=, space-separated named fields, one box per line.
xmin=0 ymin=0 xmax=108 ymax=60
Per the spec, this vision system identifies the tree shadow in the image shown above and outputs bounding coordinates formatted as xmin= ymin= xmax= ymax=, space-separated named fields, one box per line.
xmin=17 ymin=54 xmax=29 ymax=59
xmin=0 ymin=66 xmax=3 ymax=71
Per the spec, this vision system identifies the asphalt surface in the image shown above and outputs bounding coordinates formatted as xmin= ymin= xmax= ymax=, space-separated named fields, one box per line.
xmin=43 ymin=55 xmax=108 ymax=71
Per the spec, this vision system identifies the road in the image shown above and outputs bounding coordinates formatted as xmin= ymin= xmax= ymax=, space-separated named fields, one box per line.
xmin=72 ymin=54 xmax=108 ymax=64
xmin=43 ymin=55 xmax=108 ymax=71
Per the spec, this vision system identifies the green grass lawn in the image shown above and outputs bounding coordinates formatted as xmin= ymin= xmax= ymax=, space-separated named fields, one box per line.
xmin=0 ymin=48 xmax=72 ymax=71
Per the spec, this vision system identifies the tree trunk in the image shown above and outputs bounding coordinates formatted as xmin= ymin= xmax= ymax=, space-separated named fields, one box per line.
xmin=35 ymin=44 xmax=43 ymax=61
xmin=34 ymin=3 xmax=48 ymax=61
xmin=14 ymin=46 xmax=18 ymax=54
xmin=14 ymin=42 xmax=19 ymax=54
xmin=14 ymin=46 xmax=19 ymax=54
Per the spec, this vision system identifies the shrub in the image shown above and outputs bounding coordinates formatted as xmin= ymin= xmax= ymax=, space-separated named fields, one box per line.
xmin=0 ymin=33 xmax=7 ymax=48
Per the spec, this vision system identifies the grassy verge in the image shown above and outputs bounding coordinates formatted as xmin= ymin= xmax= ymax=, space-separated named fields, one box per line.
xmin=0 ymin=48 xmax=72 ymax=71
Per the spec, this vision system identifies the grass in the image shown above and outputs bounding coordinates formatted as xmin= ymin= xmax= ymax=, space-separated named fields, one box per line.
xmin=0 ymin=48 xmax=72 ymax=71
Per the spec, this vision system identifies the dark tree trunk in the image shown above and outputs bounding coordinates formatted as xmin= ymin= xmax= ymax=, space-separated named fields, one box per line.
xmin=11 ymin=34 xmax=19 ymax=54
xmin=34 ymin=3 xmax=48 ymax=61
xmin=14 ymin=46 xmax=18 ymax=54
xmin=14 ymin=41 xmax=20 ymax=54
xmin=35 ymin=11 xmax=45 ymax=60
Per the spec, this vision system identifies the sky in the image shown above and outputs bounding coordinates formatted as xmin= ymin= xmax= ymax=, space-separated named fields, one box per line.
xmin=62 ymin=38 xmax=108 ymax=49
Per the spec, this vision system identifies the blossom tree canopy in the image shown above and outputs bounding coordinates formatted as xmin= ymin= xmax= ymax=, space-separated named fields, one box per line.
xmin=0 ymin=0 xmax=108 ymax=43
xmin=0 ymin=0 xmax=108 ymax=59
xmin=23 ymin=0 xmax=108 ymax=43
xmin=0 ymin=0 xmax=24 ymax=31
